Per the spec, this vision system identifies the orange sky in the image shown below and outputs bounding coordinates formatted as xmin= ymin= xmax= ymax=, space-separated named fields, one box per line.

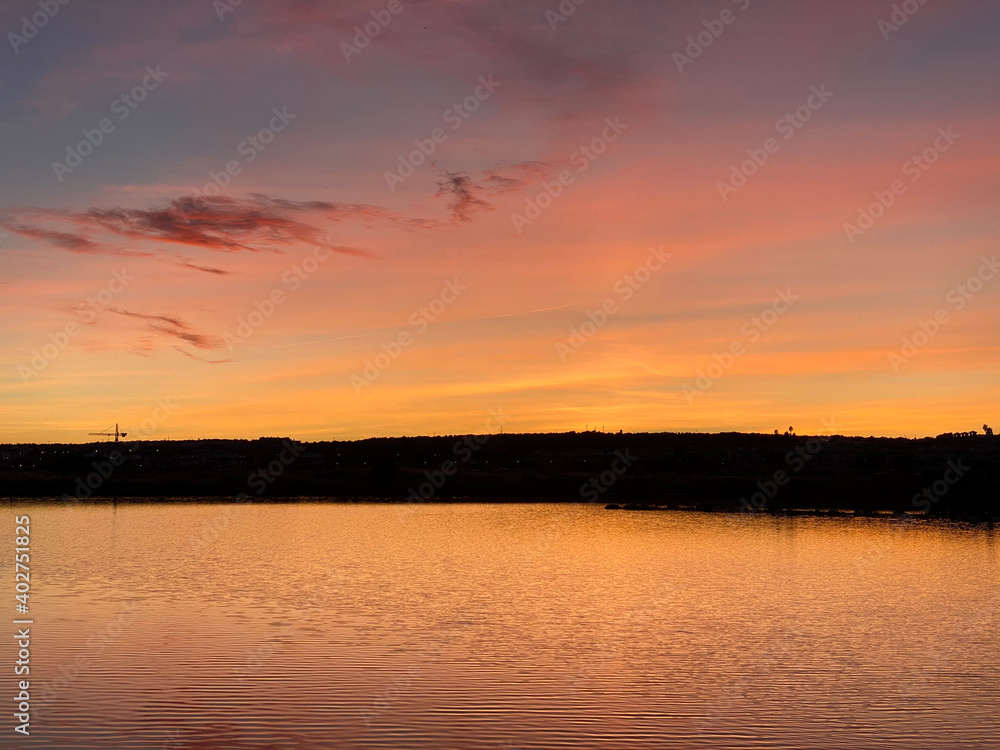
xmin=2 ymin=0 xmax=999 ymax=442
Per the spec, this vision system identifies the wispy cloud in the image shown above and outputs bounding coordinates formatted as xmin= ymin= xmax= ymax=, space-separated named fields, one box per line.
xmin=108 ymin=307 xmax=224 ymax=351
xmin=173 ymin=261 xmax=231 ymax=275
xmin=0 ymin=193 xmax=436 ymax=266
xmin=481 ymin=162 xmax=551 ymax=194
xmin=173 ymin=346 xmax=233 ymax=364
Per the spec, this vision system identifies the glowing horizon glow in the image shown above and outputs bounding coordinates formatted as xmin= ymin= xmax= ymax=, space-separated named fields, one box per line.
xmin=2 ymin=0 xmax=999 ymax=443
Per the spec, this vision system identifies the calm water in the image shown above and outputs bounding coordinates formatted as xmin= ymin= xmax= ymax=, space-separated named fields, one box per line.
xmin=5 ymin=502 xmax=999 ymax=749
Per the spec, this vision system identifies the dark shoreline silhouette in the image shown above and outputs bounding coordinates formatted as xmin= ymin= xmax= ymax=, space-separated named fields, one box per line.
xmin=2 ymin=431 xmax=999 ymax=520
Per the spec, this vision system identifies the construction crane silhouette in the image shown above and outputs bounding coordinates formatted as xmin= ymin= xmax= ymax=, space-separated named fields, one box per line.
xmin=89 ymin=423 xmax=127 ymax=443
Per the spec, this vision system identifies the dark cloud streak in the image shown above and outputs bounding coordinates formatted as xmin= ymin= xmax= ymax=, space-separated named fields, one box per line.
xmin=433 ymin=162 xmax=552 ymax=223
xmin=108 ymin=307 xmax=224 ymax=351
xmin=435 ymin=170 xmax=494 ymax=223
xmin=0 ymin=193 xmax=436 ymax=268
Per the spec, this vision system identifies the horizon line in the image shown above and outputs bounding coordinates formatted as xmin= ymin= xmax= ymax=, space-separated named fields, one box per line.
xmin=3 ymin=428 xmax=992 ymax=446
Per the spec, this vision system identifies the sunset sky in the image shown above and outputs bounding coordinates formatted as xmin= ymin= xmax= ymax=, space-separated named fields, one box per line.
xmin=2 ymin=0 xmax=999 ymax=443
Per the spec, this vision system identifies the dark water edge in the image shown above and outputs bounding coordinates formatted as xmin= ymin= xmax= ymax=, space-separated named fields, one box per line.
xmin=5 ymin=495 xmax=1000 ymax=524
xmin=3 ymin=469 xmax=999 ymax=512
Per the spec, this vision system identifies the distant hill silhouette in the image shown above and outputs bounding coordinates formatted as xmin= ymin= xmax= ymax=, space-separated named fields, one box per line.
xmin=2 ymin=431 xmax=998 ymax=520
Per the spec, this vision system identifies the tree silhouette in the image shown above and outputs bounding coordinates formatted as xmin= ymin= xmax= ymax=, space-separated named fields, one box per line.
xmin=985 ymin=424 xmax=994 ymax=437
